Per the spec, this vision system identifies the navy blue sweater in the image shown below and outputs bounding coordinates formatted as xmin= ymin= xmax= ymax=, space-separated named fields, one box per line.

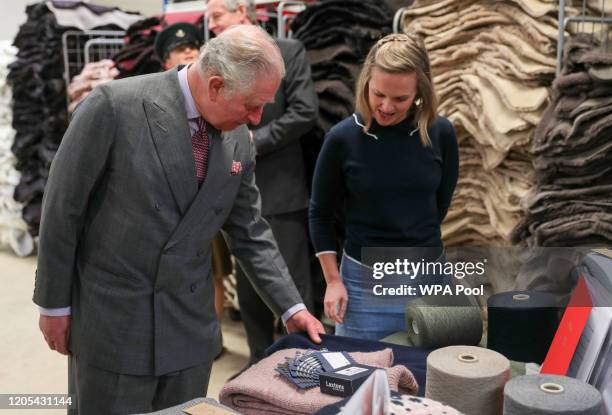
xmin=309 ymin=113 xmax=459 ymax=260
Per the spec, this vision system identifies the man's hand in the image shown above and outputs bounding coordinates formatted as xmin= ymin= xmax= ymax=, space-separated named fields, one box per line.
xmin=285 ymin=309 xmax=324 ymax=344
xmin=39 ymin=315 xmax=71 ymax=355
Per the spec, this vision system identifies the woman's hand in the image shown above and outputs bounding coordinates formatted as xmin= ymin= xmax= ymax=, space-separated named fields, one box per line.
xmin=324 ymin=280 xmax=348 ymax=324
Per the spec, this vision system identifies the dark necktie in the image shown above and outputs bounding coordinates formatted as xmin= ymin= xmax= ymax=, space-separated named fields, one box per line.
xmin=192 ymin=117 xmax=210 ymax=184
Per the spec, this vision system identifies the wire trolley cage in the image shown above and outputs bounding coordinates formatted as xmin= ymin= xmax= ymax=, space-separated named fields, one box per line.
xmin=83 ymin=38 xmax=127 ymax=66
xmin=277 ymin=1 xmax=307 ymax=39
xmin=61 ymin=30 xmax=126 ymax=103
xmin=557 ymin=0 xmax=612 ymax=75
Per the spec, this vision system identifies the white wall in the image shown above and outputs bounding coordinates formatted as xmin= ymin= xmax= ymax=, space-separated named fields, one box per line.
xmin=0 ymin=0 xmax=30 ymax=41
xmin=0 ymin=1 xmax=164 ymax=42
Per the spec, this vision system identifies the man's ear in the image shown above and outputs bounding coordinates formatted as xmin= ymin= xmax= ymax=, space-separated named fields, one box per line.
xmin=237 ymin=5 xmax=249 ymax=23
xmin=208 ymin=76 xmax=224 ymax=102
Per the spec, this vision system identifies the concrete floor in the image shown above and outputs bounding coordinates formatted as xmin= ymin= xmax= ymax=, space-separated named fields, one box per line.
xmin=0 ymin=249 xmax=249 ymax=414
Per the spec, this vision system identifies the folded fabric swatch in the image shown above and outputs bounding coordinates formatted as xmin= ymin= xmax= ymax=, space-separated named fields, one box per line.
xmin=219 ymin=348 xmax=418 ymax=415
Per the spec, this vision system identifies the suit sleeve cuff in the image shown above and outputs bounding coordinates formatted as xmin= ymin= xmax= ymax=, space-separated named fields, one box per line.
xmin=38 ymin=306 xmax=71 ymax=316
xmin=281 ymin=303 xmax=306 ymax=324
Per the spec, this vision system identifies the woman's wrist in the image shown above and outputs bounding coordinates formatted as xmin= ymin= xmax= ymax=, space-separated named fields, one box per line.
xmin=325 ymin=274 xmax=343 ymax=285
xmin=318 ymin=253 xmax=341 ymax=285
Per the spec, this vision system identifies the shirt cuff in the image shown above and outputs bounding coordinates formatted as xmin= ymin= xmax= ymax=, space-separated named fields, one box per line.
xmin=315 ymin=250 xmax=337 ymax=257
xmin=281 ymin=303 xmax=306 ymax=324
xmin=38 ymin=306 xmax=71 ymax=316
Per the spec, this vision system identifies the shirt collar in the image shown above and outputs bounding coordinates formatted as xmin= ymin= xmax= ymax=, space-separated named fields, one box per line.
xmin=177 ymin=64 xmax=200 ymax=121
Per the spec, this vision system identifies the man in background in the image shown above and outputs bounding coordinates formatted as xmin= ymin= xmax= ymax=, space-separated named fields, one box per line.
xmin=206 ymin=0 xmax=319 ymax=366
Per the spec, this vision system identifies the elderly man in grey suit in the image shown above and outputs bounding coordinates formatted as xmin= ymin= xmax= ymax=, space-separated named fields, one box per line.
xmin=33 ymin=25 xmax=324 ymax=415
xmin=206 ymin=0 xmax=319 ymax=367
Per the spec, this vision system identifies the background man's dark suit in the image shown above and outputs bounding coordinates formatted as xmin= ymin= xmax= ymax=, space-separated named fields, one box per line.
xmin=236 ymin=37 xmax=318 ymax=363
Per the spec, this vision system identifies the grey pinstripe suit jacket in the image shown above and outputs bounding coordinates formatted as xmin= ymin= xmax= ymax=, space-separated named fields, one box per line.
xmin=33 ymin=68 xmax=302 ymax=376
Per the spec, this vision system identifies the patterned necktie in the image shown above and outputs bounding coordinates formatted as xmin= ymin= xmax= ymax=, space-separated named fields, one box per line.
xmin=192 ymin=117 xmax=210 ymax=184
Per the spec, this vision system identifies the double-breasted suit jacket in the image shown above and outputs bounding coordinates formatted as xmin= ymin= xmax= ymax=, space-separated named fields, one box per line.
xmin=33 ymin=68 xmax=302 ymax=376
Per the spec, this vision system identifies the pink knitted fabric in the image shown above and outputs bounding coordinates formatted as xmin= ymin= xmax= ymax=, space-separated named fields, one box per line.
xmin=219 ymin=348 xmax=419 ymax=415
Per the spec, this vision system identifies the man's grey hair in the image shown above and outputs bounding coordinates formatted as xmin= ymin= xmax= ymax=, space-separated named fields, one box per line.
xmin=206 ymin=0 xmax=257 ymax=23
xmin=199 ymin=25 xmax=285 ymax=95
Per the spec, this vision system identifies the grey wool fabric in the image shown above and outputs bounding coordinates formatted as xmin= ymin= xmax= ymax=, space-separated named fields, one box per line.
xmin=511 ymin=34 xmax=612 ymax=246
xmin=291 ymin=0 xmax=394 ymax=170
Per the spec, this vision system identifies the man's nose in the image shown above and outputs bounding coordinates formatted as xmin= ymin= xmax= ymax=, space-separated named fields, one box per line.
xmin=208 ymin=19 xmax=218 ymax=32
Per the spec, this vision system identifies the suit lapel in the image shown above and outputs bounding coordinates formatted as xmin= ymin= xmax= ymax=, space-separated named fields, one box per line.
xmin=164 ymin=129 xmax=237 ymax=251
xmin=144 ymin=69 xmax=198 ymax=215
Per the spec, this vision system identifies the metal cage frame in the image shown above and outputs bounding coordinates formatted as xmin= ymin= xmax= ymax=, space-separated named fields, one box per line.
xmin=61 ymin=30 xmax=126 ymax=103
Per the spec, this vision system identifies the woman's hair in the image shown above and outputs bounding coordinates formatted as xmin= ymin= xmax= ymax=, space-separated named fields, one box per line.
xmin=355 ymin=33 xmax=438 ymax=146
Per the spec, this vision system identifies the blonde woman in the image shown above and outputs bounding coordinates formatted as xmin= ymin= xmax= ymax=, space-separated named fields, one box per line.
xmin=309 ymin=33 xmax=459 ymax=340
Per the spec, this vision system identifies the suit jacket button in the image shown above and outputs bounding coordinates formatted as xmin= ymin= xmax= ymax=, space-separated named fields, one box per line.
xmin=190 ymin=283 xmax=197 ymax=293
xmin=155 ymin=202 xmax=161 ymax=211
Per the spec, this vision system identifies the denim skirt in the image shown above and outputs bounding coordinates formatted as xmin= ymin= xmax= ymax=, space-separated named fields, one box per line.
xmin=335 ymin=252 xmax=450 ymax=341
